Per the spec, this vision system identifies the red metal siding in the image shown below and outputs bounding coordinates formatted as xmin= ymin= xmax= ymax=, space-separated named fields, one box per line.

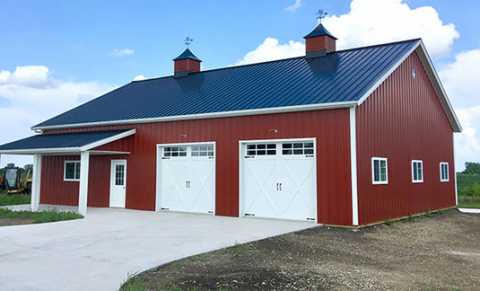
xmin=356 ymin=52 xmax=455 ymax=225
xmin=44 ymin=109 xmax=353 ymax=226
xmin=40 ymin=155 xmax=125 ymax=207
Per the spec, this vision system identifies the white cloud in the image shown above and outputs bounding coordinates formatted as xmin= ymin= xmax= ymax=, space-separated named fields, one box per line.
xmin=0 ymin=65 xmax=114 ymax=167
xmin=322 ymin=0 xmax=459 ymax=57
xmin=111 ymin=48 xmax=135 ymax=57
xmin=454 ymin=106 xmax=480 ymax=171
xmin=133 ymin=75 xmax=146 ymax=81
xmin=438 ymin=49 xmax=480 ymax=170
xmin=440 ymin=49 xmax=480 ymax=108
xmin=0 ymin=66 xmax=49 ymax=87
xmin=285 ymin=0 xmax=303 ymax=11
xmin=234 ymin=37 xmax=304 ymax=65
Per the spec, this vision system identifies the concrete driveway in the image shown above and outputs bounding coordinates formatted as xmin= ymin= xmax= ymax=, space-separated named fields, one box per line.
xmin=0 ymin=208 xmax=314 ymax=291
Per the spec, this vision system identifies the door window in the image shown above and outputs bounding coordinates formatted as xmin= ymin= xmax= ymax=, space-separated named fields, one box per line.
xmin=246 ymin=144 xmax=276 ymax=157
xmin=191 ymin=144 xmax=214 ymax=157
xmin=281 ymin=142 xmax=314 ymax=155
xmin=115 ymin=164 xmax=125 ymax=186
xmin=163 ymin=146 xmax=187 ymax=157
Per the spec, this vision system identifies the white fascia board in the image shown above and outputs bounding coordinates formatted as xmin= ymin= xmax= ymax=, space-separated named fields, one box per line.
xmin=357 ymin=40 xmax=421 ymax=105
xmin=0 ymin=129 xmax=136 ymax=155
xmin=0 ymin=147 xmax=82 ymax=155
xmin=31 ymin=101 xmax=357 ymax=131
xmin=416 ymin=41 xmax=462 ymax=132
xmin=80 ymin=129 xmax=136 ymax=151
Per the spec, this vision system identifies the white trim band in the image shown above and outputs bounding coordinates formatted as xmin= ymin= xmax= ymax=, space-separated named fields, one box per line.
xmin=32 ymin=102 xmax=357 ymax=131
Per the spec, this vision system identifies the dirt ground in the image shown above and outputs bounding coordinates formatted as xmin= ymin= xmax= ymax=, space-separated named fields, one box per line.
xmin=126 ymin=210 xmax=480 ymax=291
xmin=0 ymin=218 xmax=34 ymax=226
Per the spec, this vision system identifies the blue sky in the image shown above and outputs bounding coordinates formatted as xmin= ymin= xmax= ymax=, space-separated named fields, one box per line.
xmin=1 ymin=0 xmax=479 ymax=169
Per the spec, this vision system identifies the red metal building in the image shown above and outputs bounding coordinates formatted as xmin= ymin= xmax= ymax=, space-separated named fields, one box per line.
xmin=0 ymin=23 xmax=461 ymax=227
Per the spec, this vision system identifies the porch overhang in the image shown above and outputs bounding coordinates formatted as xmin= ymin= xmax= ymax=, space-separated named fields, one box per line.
xmin=0 ymin=129 xmax=135 ymax=155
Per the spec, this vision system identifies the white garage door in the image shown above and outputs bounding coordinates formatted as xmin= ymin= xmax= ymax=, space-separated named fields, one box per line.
xmin=156 ymin=143 xmax=215 ymax=214
xmin=241 ymin=139 xmax=317 ymax=221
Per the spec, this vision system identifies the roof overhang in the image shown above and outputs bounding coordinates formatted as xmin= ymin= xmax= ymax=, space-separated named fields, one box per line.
xmin=357 ymin=39 xmax=461 ymax=132
xmin=0 ymin=129 xmax=135 ymax=155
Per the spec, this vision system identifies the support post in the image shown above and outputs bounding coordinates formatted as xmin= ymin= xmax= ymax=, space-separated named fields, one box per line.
xmin=78 ymin=151 xmax=90 ymax=216
xmin=31 ymin=154 xmax=42 ymax=211
xmin=350 ymin=107 xmax=359 ymax=226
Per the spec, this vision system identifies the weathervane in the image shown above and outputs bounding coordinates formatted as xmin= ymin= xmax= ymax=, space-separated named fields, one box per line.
xmin=184 ymin=37 xmax=194 ymax=47
xmin=317 ymin=9 xmax=328 ymax=22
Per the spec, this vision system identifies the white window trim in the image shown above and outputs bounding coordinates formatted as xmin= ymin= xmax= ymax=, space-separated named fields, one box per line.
xmin=371 ymin=157 xmax=388 ymax=185
xmin=64 ymin=160 xmax=81 ymax=182
xmin=411 ymin=160 xmax=424 ymax=183
xmin=440 ymin=162 xmax=449 ymax=182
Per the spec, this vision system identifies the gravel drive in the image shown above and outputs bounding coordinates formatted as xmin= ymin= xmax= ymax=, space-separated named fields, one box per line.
xmin=125 ymin=209 xmax=480 ymax=291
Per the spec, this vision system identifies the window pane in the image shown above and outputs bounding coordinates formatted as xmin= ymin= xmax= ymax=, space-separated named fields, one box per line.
xmin=374 ymin=160 xmax=380 ymax=181
xmin=115 ymin=165 xmax=124 ymax=186
xmin=282 ymin=143 xmax=292 ymax=149
xmin=305 ymin=149 xmax=314 ymax=155
xmin=65 ymin=163 xmax=75 ymax=179
xmin=75 ymin=162 xmax=81 ymax=180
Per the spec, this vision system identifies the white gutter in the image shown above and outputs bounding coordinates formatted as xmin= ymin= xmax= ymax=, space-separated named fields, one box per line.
xmin=31 ymin=101 xmax=357 ymax=131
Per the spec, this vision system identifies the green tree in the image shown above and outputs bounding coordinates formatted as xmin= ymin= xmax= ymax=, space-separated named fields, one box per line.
xmin=463 ymin=162 xmax=480 ymax=175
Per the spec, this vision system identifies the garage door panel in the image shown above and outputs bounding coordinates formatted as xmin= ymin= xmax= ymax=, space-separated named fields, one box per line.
xmin=157 ymin=144 xmax=215 ymax=214
xmin=241 ymin=140 xmax=316 ymax=221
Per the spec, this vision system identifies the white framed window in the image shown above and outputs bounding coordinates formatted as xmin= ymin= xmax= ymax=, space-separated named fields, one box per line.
xmin=372 ymin=157 xmax=388 ymax=184
xmin=64 ymin=160 xmax=81 ymax=181
xmin=163 ymin=146 xmax=187 ymax=157
xmin=440 ymin=162 xmax=449 ymax=182
xmin=246 ymin=143 xmax=277 ymax=157
xmin=281 ymin=142 xmax=314 ymax=156
xmin=411 ymin=160 xmax=424 ymax=183
xmin=191 ymin=144 xmax=214 ymax=157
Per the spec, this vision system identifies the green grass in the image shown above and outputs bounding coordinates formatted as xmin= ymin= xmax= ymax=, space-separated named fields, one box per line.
xmin=120 ymin=279 xmax=145 ymax=291
xmin=458 ymin=199 xmax=480 ymax=209
xmin=0 ymin=208 xmax=83 ymax=223
xmin=0 ymin=193 xmax=31 ymax=206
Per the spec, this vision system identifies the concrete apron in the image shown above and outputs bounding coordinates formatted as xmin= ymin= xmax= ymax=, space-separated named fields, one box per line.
xmin=458 ymin=208 xmax=480 ymax=214
xmin=0 ymin=207 xmax=316 ymax=291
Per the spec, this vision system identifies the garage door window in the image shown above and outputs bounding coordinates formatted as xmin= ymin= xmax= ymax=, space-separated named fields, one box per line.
xmin=246 ymin=144 xmax=276 ymax=156
xmin=163 ymin=146 xmax=187 ymax=157
xmin=282 ymin=142 xmax=314 ymax=156
xmin=192 ymin=144 xmax=214 ymax=157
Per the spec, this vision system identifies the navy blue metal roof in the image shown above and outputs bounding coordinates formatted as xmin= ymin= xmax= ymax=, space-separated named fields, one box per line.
xmin=0 ymin=130 xmax=130 ymax=151
xmin=304 ymin=23 xmax=337 ymax=39
xmin=173 ymin=48 xmax=202 ymax=62
xmin=35 ymin=39 xmax=419 ymax=129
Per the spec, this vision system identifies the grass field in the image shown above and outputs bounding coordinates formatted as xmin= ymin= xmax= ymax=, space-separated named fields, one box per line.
xmin=0 ymin=208 xmax=82 ymax=226
xmin=0 ymin=192 xmax=31 ymax=206
xmin=458 ymin=196 xmax=480 ymax=208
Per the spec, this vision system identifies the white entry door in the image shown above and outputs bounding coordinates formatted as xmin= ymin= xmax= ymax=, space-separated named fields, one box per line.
xmin=241 ymin=140 xmax=317 ymax=221
xmin=110 ymin=160 xmax=127 ymax=208
xmin=156 ymin=143 xmax=215 ymax=214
